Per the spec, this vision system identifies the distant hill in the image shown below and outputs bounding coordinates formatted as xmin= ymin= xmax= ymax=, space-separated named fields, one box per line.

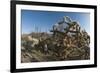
xmin=22 ymin=32 xmax=52 ymax=40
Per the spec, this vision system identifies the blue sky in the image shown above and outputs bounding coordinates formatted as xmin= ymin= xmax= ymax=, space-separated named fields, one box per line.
xmin=21 ymin=10 xmax=90 ymax=34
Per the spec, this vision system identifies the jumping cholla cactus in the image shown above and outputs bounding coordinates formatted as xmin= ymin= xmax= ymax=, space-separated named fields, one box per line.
xmin=50 ymin=16 xmax=90 ymax=60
